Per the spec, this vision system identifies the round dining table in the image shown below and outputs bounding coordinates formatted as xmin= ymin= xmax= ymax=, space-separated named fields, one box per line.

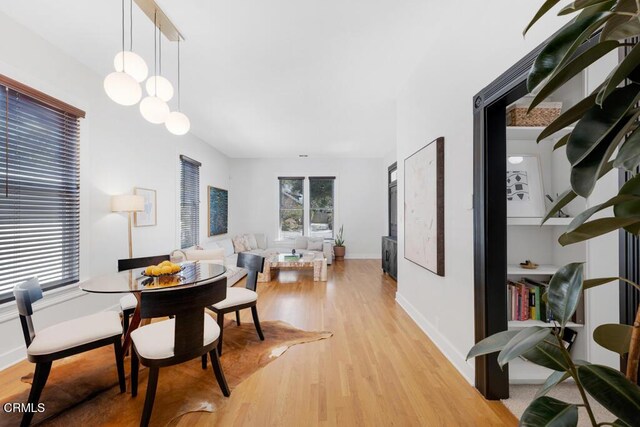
xmin=80 ymin=261 xmax=226 ymax=354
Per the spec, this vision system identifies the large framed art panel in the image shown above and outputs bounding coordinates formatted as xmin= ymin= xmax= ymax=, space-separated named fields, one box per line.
xmin=404 ymin=137 xmax=444 ymax=276
xmin=208 ymin=186 xmax=228 ymax=236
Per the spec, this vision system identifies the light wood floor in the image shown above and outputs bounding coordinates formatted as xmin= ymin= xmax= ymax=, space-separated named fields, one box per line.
xmin=0 ymin=260 xmax=516 ymax=426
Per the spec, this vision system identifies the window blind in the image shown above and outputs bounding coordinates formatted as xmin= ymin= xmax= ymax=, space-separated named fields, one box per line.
xmin=180 ymin=155 xmax=200 ymax=249
xmin=0 ymin=84 xmax=82 ymax=303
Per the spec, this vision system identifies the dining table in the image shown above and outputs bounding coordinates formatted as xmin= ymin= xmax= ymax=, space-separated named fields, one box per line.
xmin=80 ymin=261 xmax=227 ymax=355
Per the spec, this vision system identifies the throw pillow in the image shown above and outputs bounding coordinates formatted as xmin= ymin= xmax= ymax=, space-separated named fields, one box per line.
xmin=217 ymin=238 xmax=235 ymax=257
xmin=307 ymin=237 xmax=323 ymax=251
xmin=294 ymin=236 xmax=308 ymax=250
xmin=245 ymin=233 xmax=258 ymax=250
xmin=232 ymin=234 xmax=251 ymax=253
xmin=184 ymin=248 xmax=226 ymax=262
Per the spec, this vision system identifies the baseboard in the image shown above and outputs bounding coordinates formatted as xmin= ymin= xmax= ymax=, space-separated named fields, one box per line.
xmin=0 ymin=303 xmax=122 ymax=371
xmin=395 ymin=292 xmax=474 ymax=384
xmin=344 ymin=253 xmax=381 ymax=259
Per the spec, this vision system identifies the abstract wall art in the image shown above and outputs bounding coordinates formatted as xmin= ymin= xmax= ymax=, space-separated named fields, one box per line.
xmin=208 ymin=186 xmax=228 ymax=236
xmin=404 ymin=137 xmax=445 ymax=276
xmin=506 ymin=154 xmax=544 ymax=218
xmin=134 ymin=187 xmax=157 ymax=227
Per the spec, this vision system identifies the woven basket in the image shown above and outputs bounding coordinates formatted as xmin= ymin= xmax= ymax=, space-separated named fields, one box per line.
xmin=507 ymin=101 xmax=562 ymax=127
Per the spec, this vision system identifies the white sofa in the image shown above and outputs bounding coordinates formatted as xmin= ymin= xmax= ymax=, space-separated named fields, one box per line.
xmin=174 ymin=233 xmax=333 ymax=286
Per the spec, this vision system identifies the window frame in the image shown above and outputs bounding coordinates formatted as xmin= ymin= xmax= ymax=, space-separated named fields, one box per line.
xmin=278 ymin=176 xmax=305 ymax=240
xmin=179 ymin=155 xmax=201 ymax=249
xmin=0 ymin=74 xmax=85 ymax=304
xmin=309 ymin=176 xmax=336 ymax=239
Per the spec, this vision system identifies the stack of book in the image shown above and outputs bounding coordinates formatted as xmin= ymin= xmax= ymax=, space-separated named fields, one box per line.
xmin=507 ymin=278 xmax=584 ymax=324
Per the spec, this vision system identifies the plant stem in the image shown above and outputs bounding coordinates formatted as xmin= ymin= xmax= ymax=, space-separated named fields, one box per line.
xmin=626 ymin=302 xmax=640 ymax=384
xmin=620 ymin=277 xmax=640 ymax=292
xmin=554 ymin=332 xmax=598 ymax=426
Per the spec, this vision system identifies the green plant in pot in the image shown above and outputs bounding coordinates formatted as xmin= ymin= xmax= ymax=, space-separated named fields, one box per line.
xmin=468 ymin=1 xmax=640 ymax=425
xmin=333 ymin=225 xmax=346 ymax=261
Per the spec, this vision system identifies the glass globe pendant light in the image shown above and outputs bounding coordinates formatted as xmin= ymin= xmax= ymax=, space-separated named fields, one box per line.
xmin=140 ymin=12 xmax=170 ymax=124
xmin=104 ymin=0 xmax=142 ymax=105
xmin=144 ymin=13 xmax=173 ymax=102
xmin=166 ymin=39 xmax=191 ymax=135
xmin=113 ymin=0 xmax=148 ymax=82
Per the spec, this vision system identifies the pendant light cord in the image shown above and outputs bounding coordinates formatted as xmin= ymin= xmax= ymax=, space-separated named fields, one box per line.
xmin=178 ymin=39 xmax=181 ymax=111
xmin=153 ymin=10 xmax=157 ymax=95
xmin=129 ymin=0 xmax=133 ymax=51
xmin=159 ymin=22 xmax=162 ymax=76
xmin=121 ymin=0 xmax=125 ymax=69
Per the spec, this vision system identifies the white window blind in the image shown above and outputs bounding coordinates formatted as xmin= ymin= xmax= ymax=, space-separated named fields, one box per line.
xmin=0 ymin=83 xmax=82 ymax=303
xmin=180 ymin=155 xmax=201 ymax=249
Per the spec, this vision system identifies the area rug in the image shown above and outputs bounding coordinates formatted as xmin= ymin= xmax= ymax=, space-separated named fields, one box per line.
xmin=503 ymin=383 xmax=614 ymax=427
xmin=1 ymin=319 xmax=332 ymax=426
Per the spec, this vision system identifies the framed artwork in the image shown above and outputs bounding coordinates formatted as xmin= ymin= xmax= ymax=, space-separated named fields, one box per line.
xmin=506 ymin=154 xmax=545 ymax=218
xmin=208 ymin=186 xmax=228 ymax=236
xmin=133 ymin=187 xmax=157 ymax=227
xmin=404 ymin=137 xmax=445 ymax=276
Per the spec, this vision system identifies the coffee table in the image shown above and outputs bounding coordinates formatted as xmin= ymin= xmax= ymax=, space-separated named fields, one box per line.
xmin=258 ymin=252 xmax=327 ymax=282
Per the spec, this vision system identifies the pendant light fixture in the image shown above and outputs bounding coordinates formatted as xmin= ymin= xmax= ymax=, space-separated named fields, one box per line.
xmin=145 ymin=15 xmax=174 ymax=102
xmin=140 ymin=11 xmax=170 ymax=124
xmin=104 ymin=0 xmax=142 ymax=105
xmin=113 ymin=0 xmax=148 ymax=82
xmin=165 ymin=39 xmax=191 ymax=135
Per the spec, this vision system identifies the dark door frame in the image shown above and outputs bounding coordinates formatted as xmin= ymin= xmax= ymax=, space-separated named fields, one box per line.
xmin=472 ymin=31 xmax=599 ymax=400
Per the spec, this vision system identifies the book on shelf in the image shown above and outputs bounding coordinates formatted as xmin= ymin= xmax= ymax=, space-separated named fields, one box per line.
xmin=507 ymin=277 xmax=584 ymax=325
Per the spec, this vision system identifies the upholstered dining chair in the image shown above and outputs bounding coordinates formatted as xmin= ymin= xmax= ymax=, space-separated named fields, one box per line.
xmin=118 ymin=255 xmax=170 ymax=334
xmin=204 ymin=252 xmax=265 ymax=360
xmin=14 ymin=278 xmax=126 ymax=427
xmin=130 ymin=276 xmax=230 ymax=427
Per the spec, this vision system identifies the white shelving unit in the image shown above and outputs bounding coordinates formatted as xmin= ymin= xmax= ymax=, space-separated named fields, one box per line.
xmin=506 ymin=75 xmax=587 ymax=384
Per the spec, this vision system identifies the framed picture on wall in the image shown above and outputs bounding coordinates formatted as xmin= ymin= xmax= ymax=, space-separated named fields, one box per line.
xmin=506 ymin=154 xmax=545 ymax=218
xmin=134 ymin=187 xmax=157 ymax=227
xmin=208 ymin=186 xmax=228 ymax=236
xmin=404 ymin=137 xmax=445 ymax=276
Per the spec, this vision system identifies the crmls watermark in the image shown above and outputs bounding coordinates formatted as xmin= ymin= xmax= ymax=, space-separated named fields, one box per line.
xmin=3 ymin=402 xmax=45 ymax=413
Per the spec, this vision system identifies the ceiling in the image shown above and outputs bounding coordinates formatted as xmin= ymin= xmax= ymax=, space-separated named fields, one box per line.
xmin=0 ymin=1 xmax=433 ymax=158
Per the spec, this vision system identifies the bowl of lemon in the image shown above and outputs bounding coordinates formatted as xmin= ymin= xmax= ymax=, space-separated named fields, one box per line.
xmin=142 ymin=260 xmax=183 ymax=277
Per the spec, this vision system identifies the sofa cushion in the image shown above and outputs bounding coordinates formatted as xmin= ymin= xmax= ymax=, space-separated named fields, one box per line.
xmin=232 ymin=235 xmax=251 ymax=253
xmin=184 ymin=248 xmax=225 ymax=262
xmin=199 ymin=240 xmax=220 ymax=251
xmin=254 ymin=233 xmax=267 ymax=250
xmin=307 ymin=237 xmax=323 ymax=251
xmin=294 ymin=236 xmax=308 ymax=250
xmin=245 ymin=233 xmax=258 ymax=250
xmin=217 ymin=238 xmax=235 ymax=257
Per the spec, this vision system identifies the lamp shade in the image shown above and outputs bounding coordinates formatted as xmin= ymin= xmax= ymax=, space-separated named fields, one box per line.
xmin=165 ymin=111 xmax=191 ymax=135
xmin=114 ymin=51 xmax=149 ymax=83
xmin=104 ymin=72 xmax=142 ymax=106
xmin=139 ymin=96 xmax=170 ymax=124
xmin=111 ymin=194 xmax=144 ymax=212
xmin=145 ymin=75 xmax=174 ymax=102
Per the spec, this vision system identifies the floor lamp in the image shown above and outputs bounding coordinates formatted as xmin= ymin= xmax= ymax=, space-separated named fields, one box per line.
xmin=111 ymin=194 xmax=145 ymax=258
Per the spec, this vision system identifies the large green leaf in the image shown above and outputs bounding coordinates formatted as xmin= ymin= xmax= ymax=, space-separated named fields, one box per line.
xmin=559 ymin=217 xmax=640 ymax=245
xmin=614 ymin=125 xmax=640 ymax=171
xmin=466 ymin=330 xmax=520 ymax=360
xmin=553 ymin=133 xmax=571 ymax=150
xmin=614 ymin=173 xmax=640 ymax=234
xmin=524 ymin=0 xmax=562 ymax=36
xmin=578 ymin=364 xmax=640 ymax=425
xmin=593 ymin=323 xmax=633 ymax=355
xmin=528 ymin=10 xmax=613 ymax=92
xmin=598 ymin=42 xmax=640 ymax=104
xmin=520 ymin=396 xmax=578 ymax=427
xmin=548 ymin=263 xmax=584 ymax=326
xmin=559 ymin=0 xmax=617 ymax=15
xmin=498 ymin=327 xmax=552 ymax=368
xmin=538 ymin=87 xmax=601 ymax=142
xmin=583 ymin=276 xmax=618 ymax=290
xmin=523 ymin=339 xmax=571 ymax=371
xmin=535 ymin=371 xmax=572 ymax=399
xmin=541 ymin=161 xmax=614 ymax=224
xmin=601 ymin=0 xmax=640 ymax=41
xmin=567 ymin=194 xmax=639 ymax=232
xmin=529 ymin=40 xmax=619 ymax=111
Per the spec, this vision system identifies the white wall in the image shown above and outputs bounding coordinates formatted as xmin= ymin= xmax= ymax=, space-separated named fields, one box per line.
xmin=229 ymin=157 xmax=385 ymax=258
xmin=0 ymin=11 xmax=230 ymax=368
xmin=394 ymin=2 xmax=619 ymax=383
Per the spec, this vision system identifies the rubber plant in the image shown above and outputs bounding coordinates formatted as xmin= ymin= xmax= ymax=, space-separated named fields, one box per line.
xmin=468 ymin=1 xmax=640 ymax=425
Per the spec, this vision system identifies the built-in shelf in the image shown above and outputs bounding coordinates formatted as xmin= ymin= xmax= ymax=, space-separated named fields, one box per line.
xmin=508 ymin=319 xmax=584 ymax=329
xmin=507 ymin=217 xmax=573 ymax=226
xmin=507 ymin=126 xmax=574 ymax=142
xmin=507 ymin=264 xmax=559 ymax=275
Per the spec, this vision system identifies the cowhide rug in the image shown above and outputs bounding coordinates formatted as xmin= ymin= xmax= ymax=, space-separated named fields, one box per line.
xmin=1 ymin=319 xmax=332 ymax=426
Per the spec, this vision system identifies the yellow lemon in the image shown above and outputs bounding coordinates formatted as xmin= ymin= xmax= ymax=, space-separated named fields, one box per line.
xmin=160 ymin=260 xmax=172 ymax=267
xmin=151 ymin=266 xmax=162 ymax=276
xmin=145 ymin=266 xmax=155 ymax=275
xmin=171 ymin=264 xmax=181 ymax=273
xmin=160 ymin=265 xmax=173 ymax=275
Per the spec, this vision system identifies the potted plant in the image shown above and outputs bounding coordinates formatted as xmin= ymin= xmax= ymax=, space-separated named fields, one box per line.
xmin=333 ymin=225 xmax=346 ymax=261
xmin=468 ymin=3 xmax=640 ymax=426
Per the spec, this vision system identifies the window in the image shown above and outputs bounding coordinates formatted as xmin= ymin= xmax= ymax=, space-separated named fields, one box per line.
xmin=180 ymin=155 xmax=201 ymax=248
xmin=0 ymin=75 xmax=85 ymax=303
xmin=309 ymin=177 xmax=335 ymax=238
xmin=279 ymin=177 xmax=304 ymax=238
